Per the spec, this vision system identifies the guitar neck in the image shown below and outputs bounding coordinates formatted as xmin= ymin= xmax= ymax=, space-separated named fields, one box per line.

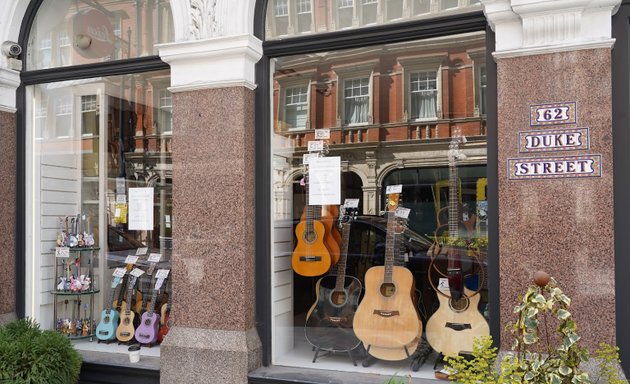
xmin=334 ymin=222 xmax=351 ymax=290
xmin=384 ymin=210 xmax=397 ymax=284
xmin=124 ymin=277 xmax=136 ymax=315
xmin=304 ymin=171 xmax=314 ymax=234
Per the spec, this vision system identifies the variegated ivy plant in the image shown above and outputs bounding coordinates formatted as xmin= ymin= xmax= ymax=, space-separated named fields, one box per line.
xmin=501 ymin=275 xmax=591 ymax=384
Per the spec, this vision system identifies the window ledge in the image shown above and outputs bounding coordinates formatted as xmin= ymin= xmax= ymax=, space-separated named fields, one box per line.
xmin=248 ymin=365 xmax=440 ymax=384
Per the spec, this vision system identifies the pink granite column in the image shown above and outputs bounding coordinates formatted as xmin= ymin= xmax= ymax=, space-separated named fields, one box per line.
xmin=0 ymin=111 xmax=16 ymax=324
xmin=160 ymin=87 xmax=261 ymax=384
xmin=497 ymin=49 xmax=615 ymax=351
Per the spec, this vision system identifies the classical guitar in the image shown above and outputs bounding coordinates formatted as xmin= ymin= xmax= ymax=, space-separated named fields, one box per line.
xmin=95 ymin=277 xmax=122 ymax=342
xmin=353 ymin=192 xmax=421 ymax=360
xmin=116 ymin=275 xmax=139 ymax=343
xmin=306 ymin=204 xmax=341 ymax=266
xmin=305 ymin=205 xmax=362 ymax=353
xmin=135 ymin=276 xmax=161 ymax=345
xmin=426 ymin=131 xmax=489 ymax=357
xmin=292 ymin=169 xmax=333 ymax=277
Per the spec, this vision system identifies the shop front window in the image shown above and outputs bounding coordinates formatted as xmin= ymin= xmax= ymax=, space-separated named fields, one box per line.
xmin=270 ymin=31 xmax=489 ymax=379
xmin=23 ymin=0 xmax=174 ymax=369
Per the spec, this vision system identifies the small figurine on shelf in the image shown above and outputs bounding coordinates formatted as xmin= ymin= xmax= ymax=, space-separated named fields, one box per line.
xmin=77 ymin=233 xmax=85 ymax=247
xmin=69 ymin=276 xmax=82 ymax=292
xmin=76 ymin=319 xmax=82 ymax=335
xmin=84 ymin=232 xmax=95 ymax=247
xmin=82 ymin=320 xmax=89 ymax=337
xmin=81 ymin=276 xmax=91 ymax=291
xmin=57 ymin=277 xmax=67 ymax=291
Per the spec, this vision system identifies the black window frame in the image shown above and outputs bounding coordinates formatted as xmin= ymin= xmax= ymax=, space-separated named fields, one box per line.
xmin=253 ymin=0 xmax=499 ymax=368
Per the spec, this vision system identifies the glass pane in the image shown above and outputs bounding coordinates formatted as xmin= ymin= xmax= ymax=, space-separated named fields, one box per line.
xmin=266 ymin=0 xmax=481 ymax=40
xmin=270 ymin=32 xmax=488 ymax=379
xmin=25 ymin=70 xmax=172 ymax=363
xmin=27 ymin=0 xmax=174 ymax=70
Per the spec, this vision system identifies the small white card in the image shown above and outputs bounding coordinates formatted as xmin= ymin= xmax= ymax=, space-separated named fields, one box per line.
xmin=386 ymin=184 xmax=403 ymax=195
xmin=395 ymin=207 xmax=411 ymax=219
xmin=438 ymin=278 xmax=450 ymax=291
xmin=55 ymin=247 xmax=70 ymax=258
xmin=116 ymin=177 xmax=126 ymax=195
xmin=130 ymin=268 xmax=145 ymax=278
xmin=314 ymin=129 xmax=330 ymax=140
xmin=307 ymin=140 xmax=324 ymax=152
xmin=344 ymin=198 xmax=360 ymax=208
xmin=116 ymin=194 xmax=127 ymax=204
xmin=136 ymin=247 xmax=148 ymax=256
xmin=125 ymin=255 xmax=139 ymax=265
xmin=155 ymin=278 xmax=165 ymax=291
xmin=113 ymin=267 xmax=127 ymax=278
xmin=156 ymin=269 xmax=170 ymax=279
xmin=303 ymin=153 xmax=319 ymax=165
xmin=148 ymin=253 xmax=162 ymax=263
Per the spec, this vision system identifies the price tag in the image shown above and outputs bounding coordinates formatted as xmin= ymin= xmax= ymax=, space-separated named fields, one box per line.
xmin=116 ymin=194 xmax=127 ymax=204
xmin=386 ymin=184 xmax=403 ymax=195
xmin=395 ymin=207 xmax=411 ymax=219
xmin=148 ymin=253 xmax=162 ymax=263
xmin=116 ymin=177 xmax=126 ymax=195
xmin=344 ymin=198 xmax=360 ymax=208
xmin=155 ymin=278 xmax=165 ymax=291
xmin=438 ymin=278 xmax=450 ymax=291
xmin=156 ymin=269 xmax=170 ymax=279
xmin=136 ymin=247 xmax=148 ymax=256
xmin=125 ymin=255 xmax=139 ymax=265
xmin=314 ymin=129 xmax=330 ymax=140
xmin=307 ymin=140 xmax=324 ymax=152
xmin=113 ymin=267 xmax=127 ymax=278
xmin=130 ymin=268 xmax=145 ymax=278
xmin=303 ymin=153 xmax=319 ymax=165
xmin=55 ymin=247 xmax=70 ymax=258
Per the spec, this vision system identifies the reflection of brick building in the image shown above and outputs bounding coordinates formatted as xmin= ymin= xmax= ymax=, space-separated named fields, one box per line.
xmin=272 ymin=32 xmax=487 ymax=218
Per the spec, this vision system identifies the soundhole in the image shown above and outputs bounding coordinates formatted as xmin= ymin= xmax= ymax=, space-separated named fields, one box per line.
xmin=380 ymin=282 xmax=396 ymax=298
xmin=303 ymin=231 xmax=317 ymax=244
xmin=330 ymin=290 xmax=347 ymax=306
xmin=145 ymin=319 xmax=151 ymax=326
xmin=104 ymin=316 xmax=110 ymax=323
xmin=449 ymin=296 xmax=470 ymax=312
xmin=123 ymin=318 xmax=130 ymax=325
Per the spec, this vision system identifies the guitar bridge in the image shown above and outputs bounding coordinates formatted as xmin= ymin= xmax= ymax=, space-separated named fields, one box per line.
xmin=445 ymin=322 xmax=472 ymax=331
xmin=299 ymin=256 xmax=322 ymax=262
xmin=373 ymin=310 xmax=400 ymax=318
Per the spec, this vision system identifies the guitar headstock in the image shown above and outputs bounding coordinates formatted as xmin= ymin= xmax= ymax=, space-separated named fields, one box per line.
xmin=448 ymin=127 xmax=467 ymax=164
xmin=386 ymin=193 xmax=400 ymax=213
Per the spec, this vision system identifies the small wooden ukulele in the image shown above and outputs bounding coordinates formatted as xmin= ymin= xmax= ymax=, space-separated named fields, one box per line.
xmin=116 ymin=275 xmax=139 ymax=343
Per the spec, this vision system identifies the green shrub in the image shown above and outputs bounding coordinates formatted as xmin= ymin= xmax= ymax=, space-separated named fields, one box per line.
xmin=0 ymin=318 xmax=82 ymax=384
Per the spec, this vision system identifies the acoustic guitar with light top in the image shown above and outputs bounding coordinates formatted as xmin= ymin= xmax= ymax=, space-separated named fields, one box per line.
xmin=353 ymin=192 xmax=421 ymax=360
xmin=426 ymin=130 xmax=489 ymax=357
xmin=292 ymin=169 xmax=333 ymax=277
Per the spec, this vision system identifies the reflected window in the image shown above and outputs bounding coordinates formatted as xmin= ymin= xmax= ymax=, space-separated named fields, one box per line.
xmin=297 ymin=0 xmax=312 ymax=33
xmin=441 ymin=0 xmax=459 ymax=10
xmin=479 ymin=65 xmax=487 ymax=116
xmin=361 ymin=0 xmax=378 ymax=25
xmin=413 ymin=0 xmax=431 ymax=15
xmin=343 ymin=77 xmax=370 ymax=125
xmin=338 ymin=0 xmax=354 ymax=29
xmin=285 ymin=86 xmax=309 ymax=129
xmin=386 ymin=0 xmax=404 ymax=21
xmin=409 ymin=71 xmax=438 ymax=120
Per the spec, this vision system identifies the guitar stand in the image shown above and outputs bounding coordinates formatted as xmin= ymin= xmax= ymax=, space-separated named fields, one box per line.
xmin=97 ymin=339 xmax=115 ymax=345
xmin=361 ymin=344 xmax=412 ymax=368
xmin=410 ymin=339 xmax=433 ymax=372
xmin=139 ymin=342 xmax=157 ymax=348
xmin=311 ymin=347 xmax=359 ymax=367
xmin=433 ymin=352 xmax=445 ymax=371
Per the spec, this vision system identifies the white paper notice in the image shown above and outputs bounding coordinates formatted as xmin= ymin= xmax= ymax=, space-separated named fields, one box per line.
xmin=128 ymin=188 xmax=154 ymax=230
xmin=308 ymin=156 xmax=341 ymax=205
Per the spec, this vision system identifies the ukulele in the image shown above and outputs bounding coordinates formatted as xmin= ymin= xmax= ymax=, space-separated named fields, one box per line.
xmin=116 ymin=275 xmax=139 ymax=343
xmin=157 ymin=288 xmax=172 ymax=343
xmin=135 ymin=276 xmax=161 ymax=345
xmin=292 ymin=166 xmax=333 ymax=277
xmin=425 ymin=131 xmax=489 ymax=357
xmin=353 ymin=192 xmax=421 ymax=360
xmin=304 ymin=204 xmax=362 ymax=353
xmin=95 ymin=276 xmax=122 ymax=342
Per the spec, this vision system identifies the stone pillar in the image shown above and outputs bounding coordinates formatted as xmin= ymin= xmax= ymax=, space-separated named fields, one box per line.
xmin=482 ymin=0 xmax=621 ymax=352
xmin=158 ymin=35 xmax=263 ymax=384
xmin=0 ymin=67 xmax=19 ymax=325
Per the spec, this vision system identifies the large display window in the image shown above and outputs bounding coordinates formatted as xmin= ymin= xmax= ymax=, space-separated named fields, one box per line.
xmin=22 ymin=0 xmax=174 ymax=369
xmin=270 ymin=30 xmax=490 ymax=379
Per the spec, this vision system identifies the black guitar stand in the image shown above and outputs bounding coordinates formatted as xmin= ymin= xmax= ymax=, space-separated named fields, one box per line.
xmin=311 ymin=346 xmax=359 ymax=366
xmin=97 ymin=339 xmax=115 ymax=344
xmin=411 ymin=339 xmax=433 ymax=372
xmin=361 ymin=344 xmax=413 ymax=368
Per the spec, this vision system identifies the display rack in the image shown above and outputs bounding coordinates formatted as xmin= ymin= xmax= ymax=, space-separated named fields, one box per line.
xmin=52 ymin=247 xmax=100 ymax=341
